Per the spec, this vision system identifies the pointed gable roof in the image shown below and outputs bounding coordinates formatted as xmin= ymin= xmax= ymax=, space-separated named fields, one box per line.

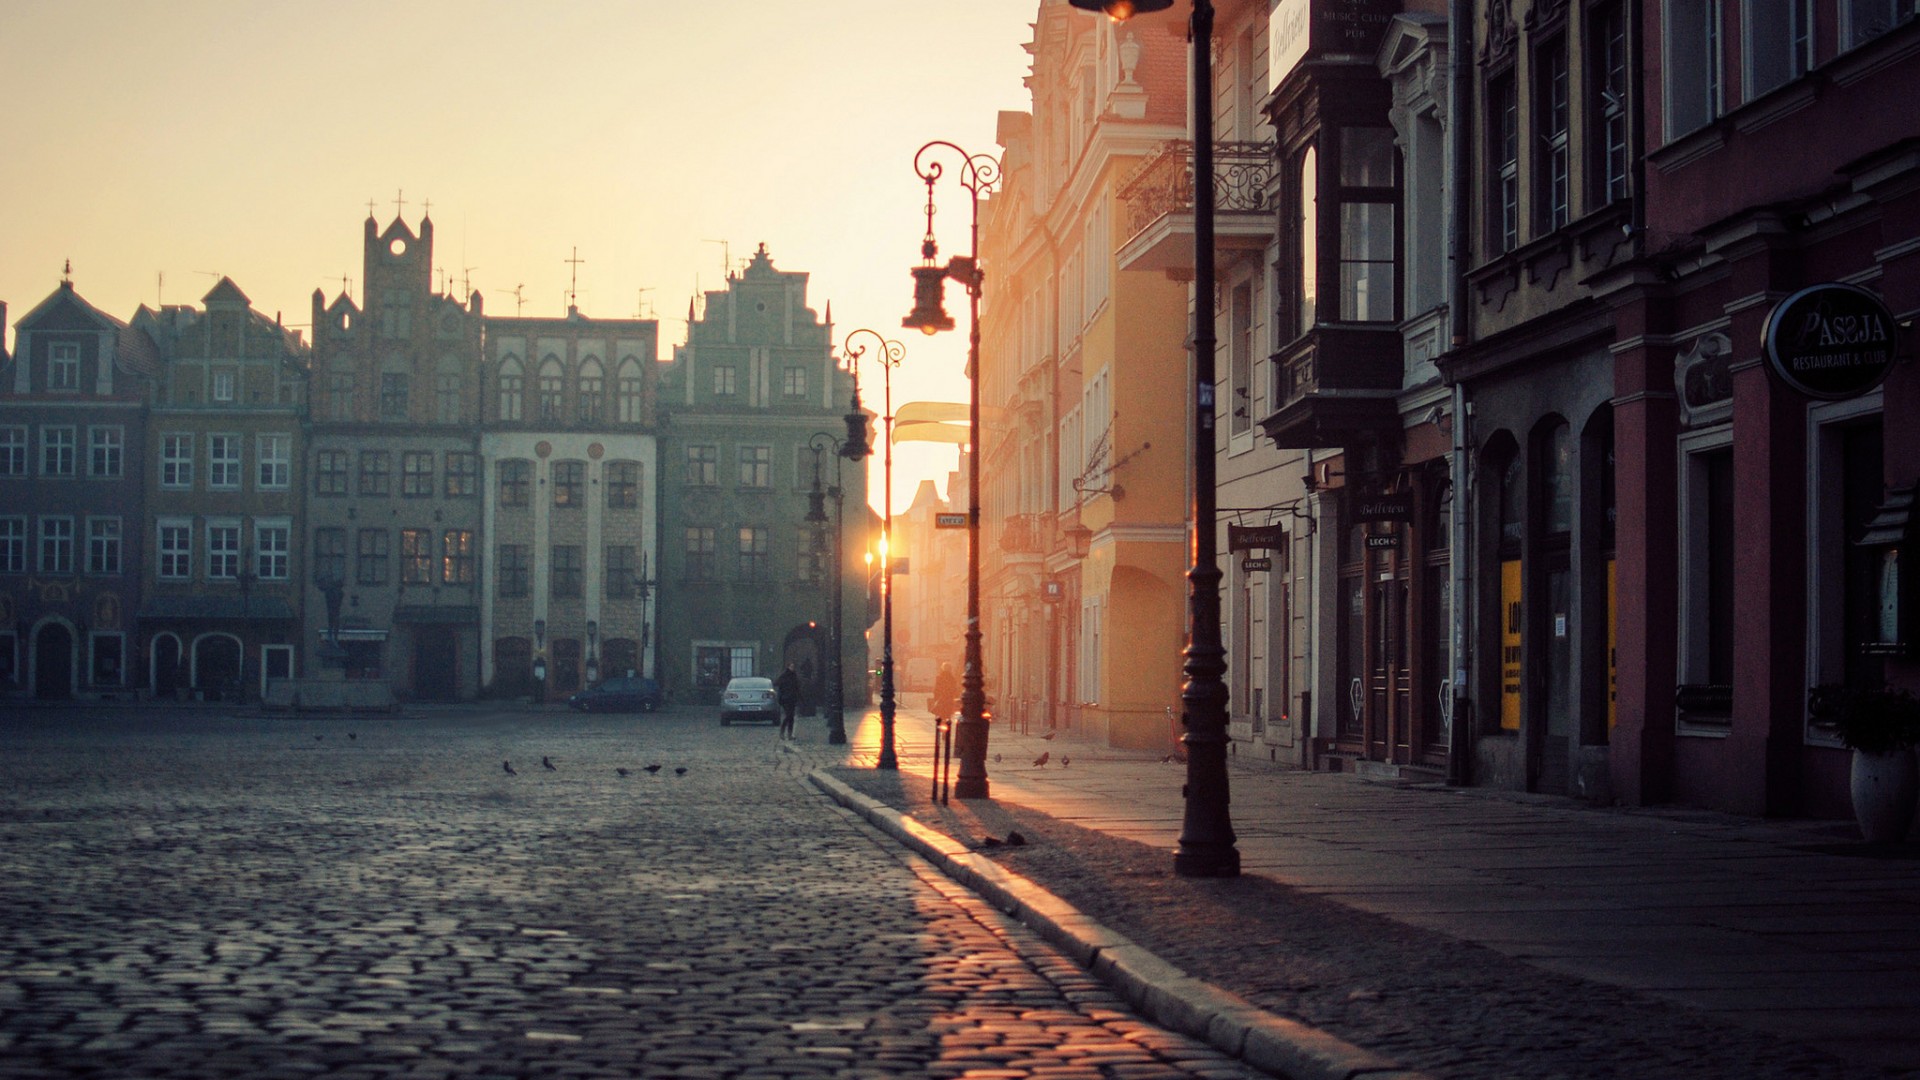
xmin=13 ymin=280 xmax=127 ymax=335
xmin=203 ymin=276 xmax=251 ymax=307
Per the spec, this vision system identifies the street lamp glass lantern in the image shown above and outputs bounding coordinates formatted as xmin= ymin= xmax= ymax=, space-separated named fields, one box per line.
xmin=903 ymin=264 xmax=955 ymax=335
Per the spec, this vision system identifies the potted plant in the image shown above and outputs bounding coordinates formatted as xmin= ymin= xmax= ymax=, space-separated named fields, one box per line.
xmin=1811 ymin=684 xmax=1920 ymax=844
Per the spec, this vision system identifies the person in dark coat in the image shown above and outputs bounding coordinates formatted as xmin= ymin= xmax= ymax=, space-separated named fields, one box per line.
xmin=774 ymin=663 xmax=802 ymax=739
xmin=930 ymin=662 xmax=960 ymax=721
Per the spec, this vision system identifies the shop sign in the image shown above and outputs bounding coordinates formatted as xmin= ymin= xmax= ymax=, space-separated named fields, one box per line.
xmin=934 ymin=513 xmax=967 ymax=529
xmin=1228 ymin=523 xmax=1287 ymax=552
xmin=1364 ymin=533 xmax=1399 ymax=550
xmin=1042 ymin=579 xmax=1064 ymax=604
xmin=1241 ymin=557 xmax=1273 ymax=573
xmin=1270 ymin=0 xmax=1397 ymax=88
xmin=1762 ymin=283 xmax=1898 ymax=400
xmin=1352 ymin=492 xmax=1413 ymax=522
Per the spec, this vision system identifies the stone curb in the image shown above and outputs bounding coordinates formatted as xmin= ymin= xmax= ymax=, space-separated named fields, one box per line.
xmin=808 ymin=769 xmax=1436 ymax=1080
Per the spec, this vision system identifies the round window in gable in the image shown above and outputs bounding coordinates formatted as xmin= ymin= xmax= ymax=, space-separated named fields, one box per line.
xmin=756 ymin=301 xmax=767 ymax=312
xmin=390 ymin=238 xmax=407 ymax=257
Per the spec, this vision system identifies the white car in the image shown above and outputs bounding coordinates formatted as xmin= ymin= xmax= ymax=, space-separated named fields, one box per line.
xmin=719 ymin=676 xmax=781 ymax=725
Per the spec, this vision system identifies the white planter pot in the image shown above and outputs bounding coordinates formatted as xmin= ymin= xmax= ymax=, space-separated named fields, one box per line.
xmin=1850 ymin=748 xmax=1919 ymax=844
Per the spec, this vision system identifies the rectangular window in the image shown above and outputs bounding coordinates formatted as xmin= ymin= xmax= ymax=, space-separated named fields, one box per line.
xmin=326 ymin=372 xmax=354 ymax=421
xmin=606 ymin=544 xmax=638 ymax=598
xmin=207 ymin=434 xmax=242 ymax=490
xmin=606 ymin=460 xmax=639 ymax=509
xmin=1535 ymin=39 xmax=1570 ymax=233
xmin=445 ymin=452 xmax=477 ymax=497
xmin=401 ymin=451 xmax=434 ymax=497
xmin=436 ymin=374 xmax=462 ymax=424
xmin=498 ymin=544 xmax=531 ymax=598
xmin=257 ymin=434 xmax=290 ymax=490
xmin=357 ymin=528 xmax=390 ymax=585
xmin=212 ymin=370 xmax=236 ymax=402
xmin=380 ymin=373 xmax=410 ymax=419
xmin=1666 ymin=0 xmax=1722 ymax=138
xmin=712 ymin=366 xmax=737 ymax=396
xmin=1844 ymin=0 xmax=1910 ymax=49
xmin=256 ymin=522 xmax=290 ymax=581
xmin=359 ymin=450 xmax=391 ymax=496
xmin=498 ymin=371 xmax=523 ymax=421
xmin=86 ymin=517 xmax=121 ymax=575
xmin=685 ymin=526 xmax=716 ymax=579
xmin=1338 ymin=128 xmax=1397 ymax=322
xmin=1229 ymin=281 xmax=1254 ymax=436
xmin=498 ymin=458 xmax=531 ymax=506
xmin=1591 ymin=1 xmax=1630 ymax=206
xmin=579 ymin=371 xmax=603 ymax=423
xmin=1680 ymin=443 xmax=1736 ymax=721
xmin=1491 ymin=72 xmax=1519 ymax=251
xmin=162 ymin=433 xmax=193 ymax=488
xmin=207 ymin=521 xmax=240 ymax=580
xmin=315 ymin=449 xmax=349 ymax=495
xmin=617 ymin=372 xmax=643 ymax=423
xmin=0 ymin=427 xmax=25 ymax=476
xmin=782 ymin=367 xmax=807 ymax=397
xmin=686 ymin=444 xmax=718 ymax=486
xmin=551 ymin=545 xmax=584 ymax=598
xmin=159 ymin=520 xmax=192 ymax=580
xmin=441 ymin=529 xmax=474 ymax=584
xmin=49 ymin=342 xmax=80 ymax=391
xmin=737 ymin=526 xmax=769 ymax=581
xmin=89 ymin=426 xmax=124 ymax=478
xmin=738 ymin=445 xmax=771 ymax=488
xmin=1746 ymin=0 xmax=1810 ymax=97
xmin=0 ymin=517 xmax=25 ymax=574
xmin=553 ymin=460 xmax=584 ymax=507
xmin=538 ymin=369 xmax=563 ymax=422
xmin=42 ymin=426 xmax=75 ymax=476
xmin=314 ymin=527 xmax=347 ymax=583
xmin=400 ymin=529 xmax=433 ymax=585
xmin=39 ymin=517 xmax=74 ymax=574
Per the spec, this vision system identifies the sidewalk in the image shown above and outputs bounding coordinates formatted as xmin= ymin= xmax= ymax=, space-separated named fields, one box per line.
xmin=827 ymin=706 xmax=1920 ymax=1077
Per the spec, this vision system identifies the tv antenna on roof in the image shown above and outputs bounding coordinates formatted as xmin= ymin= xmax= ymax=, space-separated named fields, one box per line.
xmin=565 ymin=247 xmax=585 ymax=311
xmin=703 ymin=239 xmax=735 ymax=278
xmin=635 ymin=287 xmax=655 ymax=319
xmin=505 ymin=284 xmax=526 ymax=316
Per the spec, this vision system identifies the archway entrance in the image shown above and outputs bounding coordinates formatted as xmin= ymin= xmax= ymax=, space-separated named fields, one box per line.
xmin=194 ymin=636 xmax=241 ymax=701
xmin=413 ymin=628 xmax=459 ymax=701
xmin=33 ymin=623 xmax=73 ymax=700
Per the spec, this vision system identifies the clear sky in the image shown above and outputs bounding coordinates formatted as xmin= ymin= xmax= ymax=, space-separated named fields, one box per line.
xmin=0 ymin=0 xmax=1039 ymax=516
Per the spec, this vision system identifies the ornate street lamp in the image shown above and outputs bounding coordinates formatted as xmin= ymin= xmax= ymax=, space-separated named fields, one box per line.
xmin=904 ymin=140 xmax=1000 ymax=799
xmin=845 ymin=329 xmax=906 ymax=770
xmin=1067 ymin=0 xmax=1238 ymax=877
xmin=809 ymin=415 xmax=867 ymax=747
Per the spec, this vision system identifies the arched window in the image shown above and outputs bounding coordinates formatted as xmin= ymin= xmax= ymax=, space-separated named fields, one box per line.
xmin=578 ymin=357 xmax=604 ymax=423
xmin=1541 ymin=420 xmax=1574 ymax=535
xmin=1297 ymin=146 xmax=1319 ymax=334
xmin=538 ymin=356 xmax=564 ymax=423
xmin=616 ymin=358 xmax=644 ymax=423
xmin=498 ymin=356 xmax=523 ymax=421
xmin=1499 ymin=451 xmax=1525 ymax=554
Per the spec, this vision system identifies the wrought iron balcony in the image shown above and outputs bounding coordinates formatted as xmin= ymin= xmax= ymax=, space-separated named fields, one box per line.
xmin=1116 ymin=140 xmax=1277 ymax=276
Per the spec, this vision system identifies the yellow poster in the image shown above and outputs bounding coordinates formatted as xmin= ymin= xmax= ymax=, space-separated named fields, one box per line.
xmin=1607 ymin=559 xmax=1617 ymax=730
xmin=1501 ymin=559 xmax=1522 ymax=731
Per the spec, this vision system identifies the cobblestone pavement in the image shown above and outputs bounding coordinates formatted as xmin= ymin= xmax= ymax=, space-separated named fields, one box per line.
xmin=0 ymin=707 xmax=1266 ymax=1080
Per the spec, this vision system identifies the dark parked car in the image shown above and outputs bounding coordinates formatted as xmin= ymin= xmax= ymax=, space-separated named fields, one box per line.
xmin=567 ymin=675 xmax=663 ymax=713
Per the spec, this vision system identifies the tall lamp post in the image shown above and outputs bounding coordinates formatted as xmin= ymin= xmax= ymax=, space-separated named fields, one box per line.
xmin=809 ymin=399 xmax=870 ymax=745
xmin=845 ymin=328 xmax=906 ymax=770
xmin=1067 ymin=0 xmax=1238 ymax=877
xmin=903 ymin=141 xmax=1000 ymax=799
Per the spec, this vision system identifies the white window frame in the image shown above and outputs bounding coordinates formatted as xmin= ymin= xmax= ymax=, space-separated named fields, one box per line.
xmin=1664 ymin=0 xmax=1723 ymax=140
xmin=41 ymin=425 xmax=75 ymax=476
xmin=1676 ymin=424 xmax=1735 ymax=735
xmin=257 ymin=434 xmax=290 ymax=490
xmin=713 ymin=366 xmax=737 ymax=397
xmin=158 ymin=517 xmax=193 ymax=580
xmin=255 ymin=518 xmax=291 ymax=581
xmin=1743 ymin=0 xmax=1811 ymax=99
xmin=207 ymin=433 xmax=242 ymax=491
xmin=212 ymin=369 xmax=236 ymax=402
xmin=39 ymin=515 xmax=75 ymax=574
xmin=161 ymin=433 xmax=194 ymax=489
xmin=88 ymin=425 xmax=124 ymax=479
xmin=207 ymin=518 xmax=242 ymax=580
xmin=1804 ymin=391 xmax=1885 ymax=747
xmin=0 ymin=426 xmax=25 ymax=476
xmin=0 ymin=516 xmax=25 ymax=573
xmin=1844 ymin=0 xmax=1912 ymax=50
xmin=48 ymin=341 xmax=80 ymax=391
xmin=86 ymin=516 xmax=122 ymax=576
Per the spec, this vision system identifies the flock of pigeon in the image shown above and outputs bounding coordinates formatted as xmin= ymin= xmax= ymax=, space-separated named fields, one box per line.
xmin=503 ymin=758 xmax=687 ymax=778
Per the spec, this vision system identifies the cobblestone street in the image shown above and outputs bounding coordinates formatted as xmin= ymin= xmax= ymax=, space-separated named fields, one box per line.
xmin=0 ymin=708 xmax=1262 ymax=1080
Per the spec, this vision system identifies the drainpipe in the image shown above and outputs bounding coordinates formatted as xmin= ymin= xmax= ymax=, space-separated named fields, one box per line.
xmin=1445 ymin=0 xmax=1474 ymax=787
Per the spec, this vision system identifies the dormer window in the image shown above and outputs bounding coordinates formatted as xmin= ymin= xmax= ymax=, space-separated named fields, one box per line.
xmin=213 ymin=370 xmax=236 ymax=402
xmin=48 ymin=343 xmax=79 ymax=392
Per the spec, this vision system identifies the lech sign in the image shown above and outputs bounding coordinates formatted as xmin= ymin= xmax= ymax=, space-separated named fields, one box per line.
xmin=934 ymin=512 xmax=968 ymax=529
xmin=1762 ymin=282 xmax=1899 ymax=400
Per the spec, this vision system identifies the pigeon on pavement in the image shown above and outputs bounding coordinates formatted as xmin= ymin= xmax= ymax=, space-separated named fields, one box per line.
xmin=675 ymin=766 xmax=689 ymax=776
xmin=503 ymin=761 xmax=517 ymax=776
xmin=644 ymin=764 xmax=663 ymax=774
xmin=1032 ymin=751 xmax=1050 ymax=768
xmin=1007 ymin=831 xmax=1027 ymax=846
xmin=1041 ymin=730 xmax=1057 ymax=741
xmin=1061 ymin=756 xmax=1070 ymax=768
xmin=348 ymin=733 xmax=356 ymax=741
xmin=616 ymin=767 xmax=631 ymax=777
xmin=994 ymin=753 xmax=1002 ymax=763
xmin=542 ymin=756 xmax=557 ymax=771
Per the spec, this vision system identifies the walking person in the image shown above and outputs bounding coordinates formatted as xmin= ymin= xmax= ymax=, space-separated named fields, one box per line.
xmin=774 ymin=663 xmax=802 ymax=739
xmin=930 ymin=662 xmax=959 ymax=722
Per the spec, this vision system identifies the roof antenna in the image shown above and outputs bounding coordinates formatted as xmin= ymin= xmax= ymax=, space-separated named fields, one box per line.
xmin=565 ymin=247 xmax=585 ymax=313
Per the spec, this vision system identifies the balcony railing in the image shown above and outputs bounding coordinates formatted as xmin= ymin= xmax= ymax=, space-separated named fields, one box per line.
xmin=1119 ymin=140 xmax=1275 ymax=242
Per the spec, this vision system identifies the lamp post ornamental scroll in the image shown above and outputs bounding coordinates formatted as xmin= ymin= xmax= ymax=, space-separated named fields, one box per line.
xmin=845 ymin=328 xmax=906 ymax=770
